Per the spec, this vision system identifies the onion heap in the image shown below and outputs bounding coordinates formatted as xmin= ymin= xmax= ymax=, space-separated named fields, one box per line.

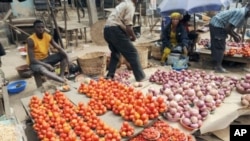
xmin=241 ymin=94 xmax=250 ymax=107
xmin=236 ymin=74 xmax=250 ymax=94
xmin=113 ymin=70 xmax=132 ymax=85
xmin=163 ymin=100 xmax=183 ymax=121
xmin=181 ymin=107 xmax=204 ymax=129
xmin=148 ymin=69 xmax=239 ymax=129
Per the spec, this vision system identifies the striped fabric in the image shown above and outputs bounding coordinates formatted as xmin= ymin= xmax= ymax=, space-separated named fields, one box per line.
xmin=210 ymin=7 xmax=247 ymax=28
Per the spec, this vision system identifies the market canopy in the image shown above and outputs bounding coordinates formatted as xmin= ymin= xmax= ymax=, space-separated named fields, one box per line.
xmin=158 ymin=0 xmax=232 ymax=17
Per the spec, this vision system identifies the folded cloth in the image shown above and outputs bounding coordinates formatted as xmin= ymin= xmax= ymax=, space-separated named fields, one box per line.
xmin=171 ymin=45 xmax=183 ymax=53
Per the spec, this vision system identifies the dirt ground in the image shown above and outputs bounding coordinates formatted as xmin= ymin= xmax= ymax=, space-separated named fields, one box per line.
xmin=1 ymin=4 xmax=250 ymax=141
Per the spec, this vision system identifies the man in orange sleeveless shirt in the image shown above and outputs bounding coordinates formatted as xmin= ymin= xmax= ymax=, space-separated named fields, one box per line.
xmin=26 ymin=20 xmax=70 ymax=84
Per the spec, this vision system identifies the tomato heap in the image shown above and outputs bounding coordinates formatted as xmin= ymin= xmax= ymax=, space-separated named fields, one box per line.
xmin=119 ymin=121 xmax=135 ymax=137
xmin=29 ymin=91 xmax=121 ymax=141
xmin=78 ymin=78 xmax=167 ymax=127
xmin=225 ymin=44 xmax=250 ymax=57
xmin=130 ymin=120 xmax=195 ymax=141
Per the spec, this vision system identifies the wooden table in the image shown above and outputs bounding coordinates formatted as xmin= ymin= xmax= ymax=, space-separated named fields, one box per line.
xmin=198 ymin=48 xmax=250 ymax=69
xmin=57 ymin=21 xmax=88 ymax=46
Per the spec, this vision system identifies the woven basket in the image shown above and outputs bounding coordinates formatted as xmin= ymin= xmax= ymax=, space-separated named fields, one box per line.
xmin=136 ymin=42 xmax=152 ymax=59
xmin=77 ymin=52 xmax=107 ymax=77
xmin=151 ymin=45 xmax=162 ymax=60
xmin=135 ymin=45 xmax=149 ymax=69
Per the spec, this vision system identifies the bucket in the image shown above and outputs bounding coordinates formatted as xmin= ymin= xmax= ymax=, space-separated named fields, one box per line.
xmin=167 ymin=53 xmax=181 ymax=65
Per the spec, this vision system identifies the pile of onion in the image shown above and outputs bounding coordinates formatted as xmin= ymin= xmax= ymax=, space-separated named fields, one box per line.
xmin=241 ymin=94 xmax=250 ymax=107
xmin=113 ymin=70 xmax=132 ymax=85
xmin=236 ymin=74 xmax=250 ymax=94
xmin=148 ymin=69 xmax=239 ymax=124
xmin=163 ymin=100 xmax=183 ymax=121
xmin=181 ymin=107 xmax=205 ymax=129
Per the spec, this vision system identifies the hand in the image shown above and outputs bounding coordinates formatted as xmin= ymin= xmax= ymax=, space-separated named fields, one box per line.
xmin=130 ymin=36 xmax=136 ymax=41
xmin=46 ymin=64 xmax=54 ymax=71
xmin=233 ymin=35 xmax=241 ymax=43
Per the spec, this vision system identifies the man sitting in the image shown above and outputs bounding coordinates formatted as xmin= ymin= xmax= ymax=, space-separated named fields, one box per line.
xmin=26 ymin=20 xmax=70 ymax=84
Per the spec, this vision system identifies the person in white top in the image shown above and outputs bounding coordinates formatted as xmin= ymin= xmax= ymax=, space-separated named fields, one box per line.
xmin=104 ymin=0 xmax=146 ymax=82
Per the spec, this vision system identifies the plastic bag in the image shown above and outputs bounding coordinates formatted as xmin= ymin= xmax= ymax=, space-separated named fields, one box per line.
xmin=172 ymin=56 xmax=189 ymax=69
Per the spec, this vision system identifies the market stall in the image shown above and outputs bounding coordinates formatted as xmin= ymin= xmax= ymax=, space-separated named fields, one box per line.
xmin=197 ymin=41 xmax=250 ymax=70
xmin=20 ymin=65 xmax=250 ymax=140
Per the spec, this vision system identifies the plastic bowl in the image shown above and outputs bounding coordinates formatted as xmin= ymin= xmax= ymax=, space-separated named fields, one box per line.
xmin=16 ymin=64 xmax=33 ymax=78
xmin=7 ymin=80 xmax=27 ymax=94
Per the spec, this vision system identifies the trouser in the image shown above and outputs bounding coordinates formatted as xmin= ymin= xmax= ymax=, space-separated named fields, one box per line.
xmin=209 ymin=24 xmax=227 ymax=68
xmin=103 ymin=26 xmax=145 ymax=81
xmin=161 ymin=48 xmax=171 ymax=63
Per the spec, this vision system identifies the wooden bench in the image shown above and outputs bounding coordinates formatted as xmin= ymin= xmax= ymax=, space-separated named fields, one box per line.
xmin=198 ymin=48 xmax=250 ymax=69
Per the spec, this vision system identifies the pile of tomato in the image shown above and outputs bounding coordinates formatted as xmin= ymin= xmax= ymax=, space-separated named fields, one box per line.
xmin=78 ymin=78 xmax=167 ymax=127
xmin=130 ymin=120 xmax=195 ymax=141
xmin=224 ymin=42 xmax=250 ymax=57
xmin=29 ymin=78 xmax=168 ymax=141
xmin=29 ymin=91 xmax=121 ymax=141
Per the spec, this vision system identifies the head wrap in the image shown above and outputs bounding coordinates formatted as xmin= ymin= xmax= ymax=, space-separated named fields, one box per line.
xmin=170 ymin=12 xmax=182 ymax=19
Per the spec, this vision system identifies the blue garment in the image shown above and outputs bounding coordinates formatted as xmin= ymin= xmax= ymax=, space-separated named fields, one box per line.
xmin=210 ymin=7 xmax=248 ymax=28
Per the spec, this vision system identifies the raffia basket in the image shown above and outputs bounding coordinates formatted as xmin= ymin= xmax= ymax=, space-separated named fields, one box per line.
xmin=151 ymin=45 xmax=162 ymax=60
xmin=136 ymin=42 xmax=152 ymax=59
xmin=77 ymin=52 xmax=107 ymax=77
xmin=135 ymin=45 xmax=149 ymax=69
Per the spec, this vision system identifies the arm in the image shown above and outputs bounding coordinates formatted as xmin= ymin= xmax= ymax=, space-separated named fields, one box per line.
xmin=27 ymin=38 xmax=53 ymax=70
xmin=225 ymin=23 xmax=241 ymax=42
xmin=161 ymin=24 xmax=171 ymax=49
xmin=180 ymin=24 xmax=189 ymax=47
xmin=125 ymin=25 xmax=136 ymax=41
xmin=50 ymin=39 xmax=70 ymax=64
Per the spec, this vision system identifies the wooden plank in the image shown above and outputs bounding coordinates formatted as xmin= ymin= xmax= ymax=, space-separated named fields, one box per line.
xmin=2 ymin=9 xmax=12 ymax=22
xmin=0 ymin=93 xmax=4 ymax=116
xmin=20 ymin=91 xmax=44 ymax=118
xmin=2 ymin=86 xmax=10 ymax=117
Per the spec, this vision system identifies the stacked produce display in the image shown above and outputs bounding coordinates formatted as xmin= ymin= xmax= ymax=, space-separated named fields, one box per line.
xmin=130 ymin=120 xmax=194 ymax=141
xmin=198 ymin=38 xmax=250 ymax=57
xmin=27 ymin=68 xmax=246 ymax=140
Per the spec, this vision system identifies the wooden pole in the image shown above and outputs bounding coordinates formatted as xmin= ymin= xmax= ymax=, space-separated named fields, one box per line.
xmin=63 ymin=0 xmax=68 ymax=48
xmin=76 ymin=0 xmax=85 ymax=23
xmin=242 ymin=20 xmax=247 ymax=41
xmin=86 ymin=0 xmax=98 ymax=25
xmin=47 ymin=0 xmax=65 ymax=48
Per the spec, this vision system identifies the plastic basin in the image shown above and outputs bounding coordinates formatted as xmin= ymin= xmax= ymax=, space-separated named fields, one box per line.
xmin=7 ymin=80 xmax=27 ymax=94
